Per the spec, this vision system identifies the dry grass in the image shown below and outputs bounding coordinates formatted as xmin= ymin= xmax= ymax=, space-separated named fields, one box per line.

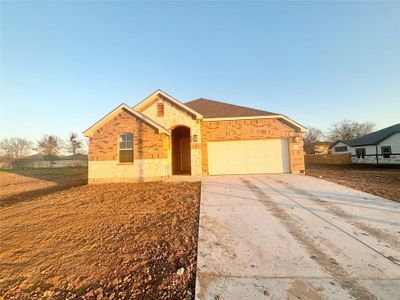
xmin=306 ymin=164 xmax=400 ymax=202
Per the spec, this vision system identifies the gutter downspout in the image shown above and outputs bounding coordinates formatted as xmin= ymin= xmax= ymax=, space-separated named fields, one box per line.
xmin=375 ymin=145 xmax=379 ymax=165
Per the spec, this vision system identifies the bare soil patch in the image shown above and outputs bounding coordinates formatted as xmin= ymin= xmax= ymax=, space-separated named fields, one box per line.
xmin=0 ymin=168 xmax=88 ymax=207
xmin=305 ymin=164 xmax=400 ymax=202
xmin=0 ymin=181 xmax=201 ymax=299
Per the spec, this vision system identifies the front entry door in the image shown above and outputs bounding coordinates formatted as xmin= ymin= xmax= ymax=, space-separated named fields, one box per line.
xmin=180 ymin=138 xmax=191 ymax=173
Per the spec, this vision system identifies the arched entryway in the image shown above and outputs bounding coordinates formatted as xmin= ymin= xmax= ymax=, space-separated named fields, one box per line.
xmin=171 ymin=126 xmax=191 ymax=175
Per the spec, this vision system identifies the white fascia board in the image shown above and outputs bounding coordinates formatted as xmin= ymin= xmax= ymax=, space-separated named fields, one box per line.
xmin=83 ymin=103 xmax=171 ymax=137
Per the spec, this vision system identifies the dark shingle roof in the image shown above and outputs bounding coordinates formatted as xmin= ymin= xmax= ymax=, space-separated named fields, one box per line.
xmin=185 ymin=98 xmax=278 ymax=118
xmin=349 ymin=123 xmax=400 ymax=147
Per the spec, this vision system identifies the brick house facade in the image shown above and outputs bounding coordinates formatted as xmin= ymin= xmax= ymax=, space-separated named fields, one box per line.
xmin=84 ymin=90 xmax=306 ymax=183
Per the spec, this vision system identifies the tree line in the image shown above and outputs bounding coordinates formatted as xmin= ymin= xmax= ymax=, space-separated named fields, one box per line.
xmin=0 ymin=133 xmax=86 ymax=162
xmin=1 ymin=120 xmax=375 ymax=160
xmin=303 ymin=119 xmax=374 ymax=153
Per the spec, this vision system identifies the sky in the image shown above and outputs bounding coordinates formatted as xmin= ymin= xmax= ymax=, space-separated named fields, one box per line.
xmin=1 ymin=1 xmax=399 ymax=143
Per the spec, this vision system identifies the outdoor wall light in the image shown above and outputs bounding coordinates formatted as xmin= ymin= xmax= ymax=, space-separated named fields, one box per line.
xmin=193 ymin=135 xmax=198 ymax=142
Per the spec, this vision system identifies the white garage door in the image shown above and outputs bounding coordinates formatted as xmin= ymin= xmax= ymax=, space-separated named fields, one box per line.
xmin=207 ymin=139 xmax=289 ymax=175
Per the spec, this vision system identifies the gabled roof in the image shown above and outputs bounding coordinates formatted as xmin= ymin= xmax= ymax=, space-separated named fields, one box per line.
xmin=133 ymin=89 xmax=203 ymax=119
xmin=348 ymin=123 xmax=400 ymax=147
xmin=83 ymin=103 xmax=170 ymax=137
xmin=313 ymin=142 xmax=332 ymax=146
xmin=329 ymin=140 xmax=352 ymax=149
xmin=185 ymin=98 xmax=278 ymax=118
xmin=329 ymin=123 xmax=400 ymax=148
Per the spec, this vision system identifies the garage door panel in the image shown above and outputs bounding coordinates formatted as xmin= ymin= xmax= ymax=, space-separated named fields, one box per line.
xmin=246 ymin=143 xmax=269 ymax=173
xmin=208 ymin=139 xmax=289 ymax=175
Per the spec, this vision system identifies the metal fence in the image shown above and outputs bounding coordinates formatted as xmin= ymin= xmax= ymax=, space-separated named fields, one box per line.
xmin=1 ymin=160 xmax=88 ymax=169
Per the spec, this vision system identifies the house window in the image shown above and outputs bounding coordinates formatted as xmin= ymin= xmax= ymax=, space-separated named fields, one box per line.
xmin=157 ymin=103 xmax=164 ymax=117
xmin=334 ymin=145 xmax=348 ymax=152
xmin=119 ymin=133 xmax=133 ymax=163
xmin=381 ymin=146 xmax=391 ymax=158
xmin=355 ymin=148 xmax=366 ymax=159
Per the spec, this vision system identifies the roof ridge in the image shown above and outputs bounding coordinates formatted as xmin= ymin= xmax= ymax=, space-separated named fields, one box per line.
xmin=349 ymin=123 xmax=400 ymax=146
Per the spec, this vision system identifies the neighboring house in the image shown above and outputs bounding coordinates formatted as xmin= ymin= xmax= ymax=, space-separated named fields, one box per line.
xmin=306 ymin=142 xmax=331 ymax=154
xmin=331 ymin=141 xmax=351 ymax=155
xmin=330 ymin=123 xmax=400 ymax=165
xmin=60 ymin=154 xmax=88 ymax=161
xmin=83 ymin=90 xmax=306 ymax=183
xmin=313 ymin=142 xmax=331 ymax=154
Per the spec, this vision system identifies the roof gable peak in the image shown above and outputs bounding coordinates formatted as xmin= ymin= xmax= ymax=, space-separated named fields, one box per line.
xmin=133 ymin=89 xmax=203 ymax=119
xmin=83 ymin=103 xmax=170 ymax=137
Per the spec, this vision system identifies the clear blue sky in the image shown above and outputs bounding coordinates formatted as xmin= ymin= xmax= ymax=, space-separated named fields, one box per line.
xmin=1 ymin=1 xmax=399 ymax=142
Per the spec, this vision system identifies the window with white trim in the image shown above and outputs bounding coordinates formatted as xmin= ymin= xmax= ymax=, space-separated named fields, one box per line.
xmin=334 ymin=145 xmax=348 ymax=152
xmin=119 ymin=133 xmax=133 ymax=163
xmin=355 ymin=148 xmax=366 ymax=159
xmin=381 ymin=146 xmax=391 ymax=158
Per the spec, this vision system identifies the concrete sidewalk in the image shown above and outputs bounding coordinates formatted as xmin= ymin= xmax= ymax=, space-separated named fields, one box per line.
xmin=195 ymin=174 xmax=400 ymax=299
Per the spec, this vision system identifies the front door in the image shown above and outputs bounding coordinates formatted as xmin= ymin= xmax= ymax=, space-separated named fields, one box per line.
xmin=180 ymin=138 xmax=191 ymax=173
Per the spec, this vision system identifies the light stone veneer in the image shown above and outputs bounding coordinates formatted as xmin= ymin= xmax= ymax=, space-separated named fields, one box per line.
xmin=140 ymin=98 xmax=202 ymax=176
xmin=190 ymin=148 xmax=202 ymax=176
xmin=88 ymin=159 xmax=169 ymax=182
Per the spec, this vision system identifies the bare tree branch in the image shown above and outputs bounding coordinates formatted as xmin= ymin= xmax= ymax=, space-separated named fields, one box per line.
xmin=66 ymin=133 xmax=83 ymax=159
xmin=327 ymin=120 xmax=374 ymax=142
xmin=302 ymin=127 xmax=324 ymax=154
xmin=36 ymin=135 xmax=62 ymax=161
xmin=0 ymin=138 xmax=32 ymax=161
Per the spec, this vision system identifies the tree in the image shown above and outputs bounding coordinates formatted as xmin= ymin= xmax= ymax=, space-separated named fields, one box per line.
xmin=327 ymin=120 xmax=374 ymax=142
xmin=302 ymin=127 xmax=324 ymax=154
xmin=0 ymin=137 xmax=32 ymax=160
xmin=66 ymin=132 xmax=83 ymax=159
xmin=82 ymin=137 xmax=89 ymax=154
xmin=37 ymin=135 xmax=62 ymax=160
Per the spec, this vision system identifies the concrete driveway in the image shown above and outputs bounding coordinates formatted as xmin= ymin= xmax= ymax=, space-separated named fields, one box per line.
xmin=195 ymin=174 xmax=400 ymax=300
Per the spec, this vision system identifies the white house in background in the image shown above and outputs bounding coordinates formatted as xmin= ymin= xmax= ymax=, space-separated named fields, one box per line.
xmin=330 ymin=123 xmax=400 ymax=165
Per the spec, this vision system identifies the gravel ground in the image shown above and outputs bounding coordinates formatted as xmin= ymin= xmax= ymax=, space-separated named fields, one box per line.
xmin=305 ymin=164 xmax=400 ymax=202
xmin=0 ymin=181 xmax=201 ymax=299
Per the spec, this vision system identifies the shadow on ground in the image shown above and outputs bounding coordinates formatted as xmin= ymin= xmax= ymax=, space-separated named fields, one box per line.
xmin=0 ymin=167 xmax=88 ymax=208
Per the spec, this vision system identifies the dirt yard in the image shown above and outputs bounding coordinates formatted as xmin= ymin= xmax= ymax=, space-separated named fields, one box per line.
xmin=0 ymin=168 xmax=88 ymax=207
xmin=0 ymin=173 xmax=201 ymax=299
xmin=306 ymin=164 xmax=400 ymax=202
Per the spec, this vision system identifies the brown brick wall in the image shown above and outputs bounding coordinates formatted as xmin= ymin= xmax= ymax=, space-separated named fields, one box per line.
xmin=304 ymin=153 xmax=351 ymax=165
xmin=89 ymin=109 xmax=168 ymax=161
xmin=201 ymin=118 xmax=304 ymax=174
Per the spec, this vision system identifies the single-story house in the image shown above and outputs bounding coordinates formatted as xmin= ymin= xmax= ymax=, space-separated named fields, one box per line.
xmin=83 ymin=90 xmax=306 ymax=183
xmin=313 ymin=142 xmax=332 ymax=154
xmin=304 ymin=142 xmax=331 ymax=154
xmin=330 ymin=123 xmax=400 ymax=165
